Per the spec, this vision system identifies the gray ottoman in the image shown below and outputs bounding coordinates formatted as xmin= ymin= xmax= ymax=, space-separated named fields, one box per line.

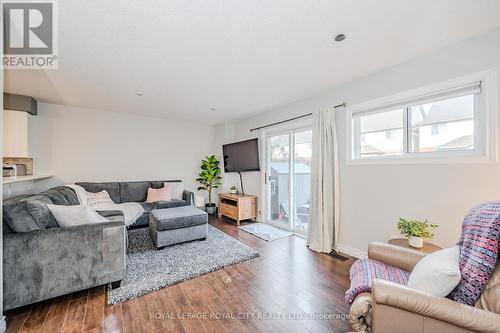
xmin=149 ymin=206 xmax=208 ymax=248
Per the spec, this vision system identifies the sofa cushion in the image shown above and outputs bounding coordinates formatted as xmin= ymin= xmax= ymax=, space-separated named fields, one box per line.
xmin=76 ymin=182 xmax=120 ymax=203
xmin=157 ymin=200 xmax=188 ymax=209
xmin=3 ymin=195 xmax=42 ymax=233
xmin=138 ymin=202 xmax=157 ymax=212
xmin=120 ymin=181 xmax=151 ymax=203
xmin=40 ymin=186 xmax=80 ymax=205
xmin=133 ymin=213 xmax=150 ymax=227
xmin=150 ymin=206 xmax=207 ymax=231
xmin=26 ymin=196 xmax=58 ymax=229
xmin=151 ymin=180 xmax=181 ymax=189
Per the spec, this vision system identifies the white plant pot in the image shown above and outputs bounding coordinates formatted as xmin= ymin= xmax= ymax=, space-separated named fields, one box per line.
xmin=409 ymin=236 xmax=423 ymax=248
xmin=230 ymin=190 xmax=237 ymax=194
xmin=194 ymin=196 xmax=205 ymax=207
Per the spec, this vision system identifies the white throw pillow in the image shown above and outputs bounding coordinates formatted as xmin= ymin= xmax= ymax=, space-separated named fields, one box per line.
xmin=86 ymin=190 xmax=115 ymax=207
xmin=166 ymin=182 xmax=184 ymax=200
xmin=407 ymin=245 xmax=461 ymax=297
xmin=47 ymin=204 xmax=108 ymax=228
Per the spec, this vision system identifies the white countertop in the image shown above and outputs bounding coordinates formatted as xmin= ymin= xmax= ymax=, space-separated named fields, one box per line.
xmin=3 ymin=174 xmax=52 ymax=184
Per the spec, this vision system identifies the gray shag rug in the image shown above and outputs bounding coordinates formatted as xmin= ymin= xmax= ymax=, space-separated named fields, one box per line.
xmin=107 ymin=225 xmax=260 ymax=304
xmin=239 ymin=223 xmax=292 ymax=241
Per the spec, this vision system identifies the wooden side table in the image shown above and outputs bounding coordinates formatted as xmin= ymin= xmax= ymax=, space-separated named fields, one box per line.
xmin=218 ymin=193 xmax=257 ymax=225
xmin=388 ymin=238 xmax=442 ymax=254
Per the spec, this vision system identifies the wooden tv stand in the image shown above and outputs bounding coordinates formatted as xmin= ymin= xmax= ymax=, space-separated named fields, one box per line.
xmin=218 ymin=193 xmax=257 ymax=225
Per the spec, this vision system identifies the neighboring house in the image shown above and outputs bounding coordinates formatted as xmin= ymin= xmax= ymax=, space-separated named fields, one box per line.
xmin=361 ymin=94 xmax=474 ymax=156
xmin=269 ymin=162 xmax=310 ymax=223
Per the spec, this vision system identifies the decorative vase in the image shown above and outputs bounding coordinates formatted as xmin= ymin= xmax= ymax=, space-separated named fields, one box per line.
xmin=409 ymin=236 xmax=423 ymax=248
xmin=230 ymin=189 xmax=237 ymax=194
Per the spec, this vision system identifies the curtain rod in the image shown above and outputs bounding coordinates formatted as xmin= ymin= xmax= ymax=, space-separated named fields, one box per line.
xmin=249 ymin=103 xmax=346 ymax=132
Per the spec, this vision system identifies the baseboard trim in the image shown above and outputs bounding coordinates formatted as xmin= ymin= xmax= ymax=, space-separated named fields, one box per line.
xmin=336 ymin=243 xmax=367 ymax=259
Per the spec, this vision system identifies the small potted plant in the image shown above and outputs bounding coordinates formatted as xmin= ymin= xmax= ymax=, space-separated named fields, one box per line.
xmin=397 ymin=218 xmax=438 ymax=248
xmin=230 ymin=185 xmax=238 ymax=194
xmin=196 ymin=155 xmax=222 ymax=215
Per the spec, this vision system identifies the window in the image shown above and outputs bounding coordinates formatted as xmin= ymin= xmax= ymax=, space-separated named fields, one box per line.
xmin=409 ymin=95 xmax=473 ymax=153
xmin=354 ymin=108 xmax=404 ymax=158
xmin=349 ymin=76 xmax=493 ymax=162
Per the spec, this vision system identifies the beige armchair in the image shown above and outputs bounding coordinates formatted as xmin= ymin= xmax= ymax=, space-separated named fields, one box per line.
xmin=349 ymin=242 xmax=500 ymax=333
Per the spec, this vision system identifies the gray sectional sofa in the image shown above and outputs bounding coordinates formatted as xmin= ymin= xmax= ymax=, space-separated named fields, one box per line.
xmin=3 ymin=187 xmax=126 ymax=310
xmin=2 ymin=180 xmax=194 ymax=310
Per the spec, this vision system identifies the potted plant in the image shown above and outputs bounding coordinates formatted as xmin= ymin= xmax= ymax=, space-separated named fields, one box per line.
xmin=196 ymin=155 xmax=222 ymax=215
xmin=397 ymin=218 xmax=438 ymax=248
xmin=230 ymin=185 xmax=238 ymax=194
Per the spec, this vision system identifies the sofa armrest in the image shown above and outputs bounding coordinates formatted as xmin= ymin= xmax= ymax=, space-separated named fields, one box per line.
xmin=55 ymin=220 xmax=124 ymax=230
xmin=372 ymin=279 xmax=500 ymax=333
xmin=368 ymin=242 xmax=425 ymax=272
xmin=349 ymin=292 xmax=373 ymax=332
xmin=182 ymin=190 xmax=194 ymax=205
xmin=3 ymin=221 xmax=126 ymax=310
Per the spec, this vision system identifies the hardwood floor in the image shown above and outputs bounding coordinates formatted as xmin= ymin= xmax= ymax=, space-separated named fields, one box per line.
xmin=6 ymin=216 xmax=355 ymax=333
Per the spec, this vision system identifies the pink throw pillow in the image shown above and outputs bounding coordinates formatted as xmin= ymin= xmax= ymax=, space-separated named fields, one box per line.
xmin=146 ymin=186 xmax=172 ymax=203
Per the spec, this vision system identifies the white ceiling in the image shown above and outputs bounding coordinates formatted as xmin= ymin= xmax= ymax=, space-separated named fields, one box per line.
xmin=5 ymin=0 xmax=500 ymax=124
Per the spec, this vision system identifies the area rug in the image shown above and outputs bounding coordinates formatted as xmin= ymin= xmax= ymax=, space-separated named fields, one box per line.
xmin=239 ymin=223 xmax=293 ymax=241
xmin=107 ymin=225 xmax=260 ymax=304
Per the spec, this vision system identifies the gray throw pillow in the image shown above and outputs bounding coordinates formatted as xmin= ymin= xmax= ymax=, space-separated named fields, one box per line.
xmin=26 ymin=198 xmax=59 ymax=229
xmin=3 ymin=199 xmax=41 ymax=233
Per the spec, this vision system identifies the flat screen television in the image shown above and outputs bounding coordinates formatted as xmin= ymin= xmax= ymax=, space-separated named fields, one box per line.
xmin=222 ymin=138 xmax=260 ymax=173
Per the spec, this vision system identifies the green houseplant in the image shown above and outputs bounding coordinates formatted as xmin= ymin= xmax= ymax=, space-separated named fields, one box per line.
xmin=197 ymin=155 xmax=222 ymax=214
xmin=230 ymin=185 xmax=238 ymax=194
xmin=397 ymin=218 xmax=438 ymax=248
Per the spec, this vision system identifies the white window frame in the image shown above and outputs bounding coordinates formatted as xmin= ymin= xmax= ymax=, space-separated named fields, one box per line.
xmin=346 ymin=70 xmax=498 ymax=164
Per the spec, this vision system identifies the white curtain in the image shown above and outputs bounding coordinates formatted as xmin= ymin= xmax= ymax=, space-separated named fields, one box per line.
xmin=306 ymin=107 xmax=340 ymax=253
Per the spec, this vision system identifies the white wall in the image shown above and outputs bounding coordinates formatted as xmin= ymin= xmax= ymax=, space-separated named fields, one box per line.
xmin=215 ymin=29 xmax=500 ymax=256
xmin=23 ymin=103 xmax=216 ymax=197
xmin=3 ymin=110 xmax=29 ymax=157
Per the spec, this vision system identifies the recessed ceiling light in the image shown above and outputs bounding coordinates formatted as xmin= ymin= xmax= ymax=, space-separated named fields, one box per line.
xmin=135 ymin=91 xmax=143 ymax=96
xmin=210 ymin=107 xmax=216 ymax=111
xmin=334 ymin=34 xmax=346 ymax=42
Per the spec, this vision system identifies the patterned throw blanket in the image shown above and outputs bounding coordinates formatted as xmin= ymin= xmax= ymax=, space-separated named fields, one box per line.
xmin=345 ymin=258 xmax=410 ymax=304
xmin=448 ymin=201 xmax=500 ymax=305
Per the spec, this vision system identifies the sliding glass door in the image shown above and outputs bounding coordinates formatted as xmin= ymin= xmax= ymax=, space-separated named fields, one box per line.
xmin=266 ymin=128 xmax=312 ymax=235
